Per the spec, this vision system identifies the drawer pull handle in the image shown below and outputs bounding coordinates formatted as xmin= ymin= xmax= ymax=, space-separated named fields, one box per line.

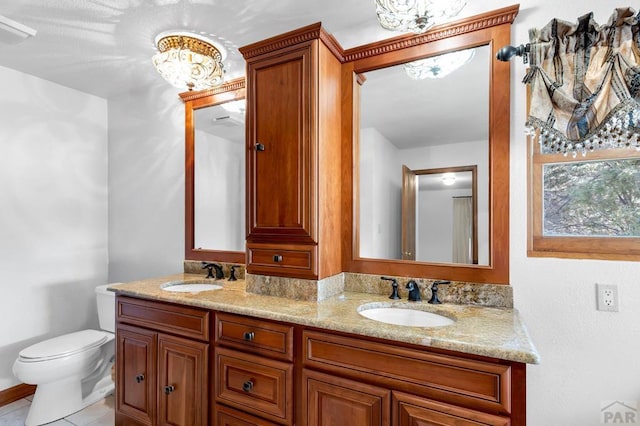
xmin=243 ymin=331 xmax=255 ymax=341
xmin=135 ymin=374 xmax=145 ymax=383
xmin=164 ymin=385 xmax=175 ymax=395
xmin=256 ymin=143 xmax=265 ymax=151
xmin=242 ymin=381 xmax=254 ymax=392
xmin=273 ymin=255 xmax=283 ymax=262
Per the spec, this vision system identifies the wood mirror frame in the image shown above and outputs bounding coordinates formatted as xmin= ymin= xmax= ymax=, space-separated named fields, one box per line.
xmin=341 ymin=5 xmax=518 ymax=284
xmin=181 ymin=77 xmax=246 ymax=263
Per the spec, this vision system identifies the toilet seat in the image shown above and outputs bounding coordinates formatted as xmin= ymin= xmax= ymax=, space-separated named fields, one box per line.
xmin=18 ymin=330 xmax=109 ymax=362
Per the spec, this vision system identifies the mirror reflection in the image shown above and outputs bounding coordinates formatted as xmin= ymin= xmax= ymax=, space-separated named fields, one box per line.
xmin=358 ymin=44 xmax=490 ymax=265
xmin=193 ymin=100 xmax=245 ymax=252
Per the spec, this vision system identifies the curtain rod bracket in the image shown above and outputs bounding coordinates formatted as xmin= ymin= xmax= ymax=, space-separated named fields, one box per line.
xmin=496 ymin=43 xmax=530 ymax=64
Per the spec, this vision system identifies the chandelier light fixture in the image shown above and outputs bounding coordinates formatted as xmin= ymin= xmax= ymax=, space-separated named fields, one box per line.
xmin=404 ymin=48 xmax=474 ymax=80
xmin=152 ymin=31 xmax=226 ymax=91
xmin=376 ymin=0 xmax=466 ymax=34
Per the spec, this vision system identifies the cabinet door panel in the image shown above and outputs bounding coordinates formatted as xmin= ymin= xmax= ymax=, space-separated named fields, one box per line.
xmin=116 ymin=326 xmax=156 ymax=425
xmin=247 ymin=44 xmax=314 ymax=241
xmin=393 ymin=392 xmax=510 ymax=426
xmin=158 ymin=334 xmax=208 ymax=425
xmin=304 ymin=369 xmax=390 ymax=426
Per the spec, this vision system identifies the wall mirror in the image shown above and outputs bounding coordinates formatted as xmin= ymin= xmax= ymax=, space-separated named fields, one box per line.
xmin=182 ymin=78 xmax=246 ymax=263
xmin=342 ymin=5 xmax=517 ymax=283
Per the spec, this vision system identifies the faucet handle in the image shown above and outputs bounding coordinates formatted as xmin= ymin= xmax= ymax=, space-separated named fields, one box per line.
xmin=381 ymin=276 xmax=401 ymax=300
xmin=428 ymin=280 xmax=451 ymax=304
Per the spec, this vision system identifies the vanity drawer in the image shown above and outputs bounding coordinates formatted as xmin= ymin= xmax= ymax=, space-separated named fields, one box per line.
xmin=215 ymin=347 xmax=293 ymax=425
xmin=214 ymin=404 xmax=281 ymax=426
xmin=247 ymin=242 xmax=317 ymax=279
xmin=215 ymin=312 xmax=294 ymax=361
xmin=116 ymin=296 xmax=209 ymax=342
xmin=303 ymin=330 xmax=512 ymax=415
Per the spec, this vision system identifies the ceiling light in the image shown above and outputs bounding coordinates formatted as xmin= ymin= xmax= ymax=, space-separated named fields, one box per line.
xmin=0 ymin=15 xmax=37 ymax=44
xmin=376 ymin=0 xmax=466 ymax=34
xmin=152 ymin=31 xmax=226 ymax=91
xmin=404 ymin=48 xmax=474 ymax=80
xmin=441 ymin=173 xmax=456 ymax=186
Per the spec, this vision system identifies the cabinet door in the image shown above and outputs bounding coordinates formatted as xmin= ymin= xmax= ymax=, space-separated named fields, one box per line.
xmin=116 ymin=326 xmax=156 ymax=425
xmin=157 ymin=334 xmax=208 ymax=425
xmin=393 ymin=392 xmax=510 ymax=426
xmin=247 ymin=43 xmax=314 ymax=242
xmin=304 ymin=369 xmax=390 ymax=426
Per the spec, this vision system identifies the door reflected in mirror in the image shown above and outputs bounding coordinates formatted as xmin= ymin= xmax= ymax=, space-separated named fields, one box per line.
xmin=358 ymin=45 xmax=490 ymax=266
xmin=401 ymin=166 xmax=479 ymax=264
xmin=193 ymin=100 xmax=246 ymax=252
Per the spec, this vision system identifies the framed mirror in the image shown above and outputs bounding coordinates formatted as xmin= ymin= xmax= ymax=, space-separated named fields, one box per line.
xmin=342 ymin=5 xmax=518 ymax=283
xmin=181 ymin=77 xmax=246 ymax=263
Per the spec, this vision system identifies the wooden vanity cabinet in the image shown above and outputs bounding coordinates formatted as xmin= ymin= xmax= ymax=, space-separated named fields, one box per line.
xmin=240 ymin=23 xmax=343 ymax=280
xmin=115 ymin=296 xmax=526 ymax=425
xmin=115 ymin=296 xmax=210 ymax=426
xmin=302 ymin=330 xmax=524 ymax=426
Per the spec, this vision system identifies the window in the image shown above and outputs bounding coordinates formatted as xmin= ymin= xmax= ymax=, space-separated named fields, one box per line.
xmin=529 ymin=146 xmax=640 ymax=260
xmin=523 ymin=7 xmax=640 ymax=260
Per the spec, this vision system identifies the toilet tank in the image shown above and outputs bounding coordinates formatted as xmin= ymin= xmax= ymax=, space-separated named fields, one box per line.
xmin=95 ymin=284 xmax=118 ymax=333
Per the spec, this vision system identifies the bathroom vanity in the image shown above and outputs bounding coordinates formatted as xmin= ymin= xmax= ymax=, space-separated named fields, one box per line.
xmin=111 ymin=275 xmax=538 ymax=425
xmin=117 ymin=5 xmax=534 ymax=425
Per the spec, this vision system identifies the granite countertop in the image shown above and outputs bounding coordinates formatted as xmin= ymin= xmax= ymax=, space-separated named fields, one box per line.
xmin=110 ymin=273 xmax=540 ymax=364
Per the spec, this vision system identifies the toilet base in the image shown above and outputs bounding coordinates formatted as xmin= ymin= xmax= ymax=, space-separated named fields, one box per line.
xmin=26 ymin=376 xmax=114 ymax=426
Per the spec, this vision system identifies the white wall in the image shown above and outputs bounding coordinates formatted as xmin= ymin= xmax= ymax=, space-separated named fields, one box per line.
xmin=495 ymin=1 xmax=640 ymax=424
xmin=0 ymin=65 xmax=108 ymax=390
xmin=359 ymin=127 xmax=402 ymax=259
xmin=194 ymin=130 xmax=245 ymax=251
xmin=107 ymin=85 xmax=185 ymax=282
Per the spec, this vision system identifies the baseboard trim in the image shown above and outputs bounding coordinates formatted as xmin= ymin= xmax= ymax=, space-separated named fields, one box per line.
xmin=0 ymin=383 xmax=36 ymax=407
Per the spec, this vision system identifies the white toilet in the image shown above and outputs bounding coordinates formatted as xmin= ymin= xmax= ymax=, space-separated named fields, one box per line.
xmin=13 ymin=284 xmax=118 ymax=426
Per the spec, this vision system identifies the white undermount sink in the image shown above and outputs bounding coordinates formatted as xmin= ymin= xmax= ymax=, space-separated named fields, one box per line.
xmin=161 ymin=280 xmax=223 ymax=293
xmin=358 ymin=304 xmax=454 ymax=327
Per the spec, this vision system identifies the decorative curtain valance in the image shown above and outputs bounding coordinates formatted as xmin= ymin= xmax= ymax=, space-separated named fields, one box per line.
xmin=525 ymin=7 xmax=640 ymax=156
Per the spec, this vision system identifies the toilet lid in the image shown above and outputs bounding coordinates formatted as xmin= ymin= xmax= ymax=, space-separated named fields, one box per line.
xmin=19 ymin=330 xmax=109 ymax=361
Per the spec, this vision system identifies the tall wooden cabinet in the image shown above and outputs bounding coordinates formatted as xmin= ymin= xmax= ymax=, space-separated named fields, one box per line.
xmin=240 ymin=23 xmax=343 ymax=280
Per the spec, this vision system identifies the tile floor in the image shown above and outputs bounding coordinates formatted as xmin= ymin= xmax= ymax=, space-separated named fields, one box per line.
xmin=0 ymin=394 xmax=114 ymax=426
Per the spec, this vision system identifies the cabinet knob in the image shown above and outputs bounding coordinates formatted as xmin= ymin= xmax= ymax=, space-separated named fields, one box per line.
xmin=135 ymin=374 xmax=145 ymax=383
xmin=273 ymin=255 xmax=283 ymax=262
xmin=255 ymin=142 xmax=265 ymax=151
xmin=243 ymin=331 xmax=255 ymax=341
xmin=164 ymin=385 xmax=175 ymax=395
xmin=242 ymin=381 xmax=254 ymax=392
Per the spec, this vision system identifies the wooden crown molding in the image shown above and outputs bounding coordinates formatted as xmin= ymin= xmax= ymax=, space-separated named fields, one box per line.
xmin=179 ymin=77 xmax=246 ymax=102
xmin=239 ymin=22 xmax=345 ymax=61
xmin=343 ymin=4 xmax=520 ymax=63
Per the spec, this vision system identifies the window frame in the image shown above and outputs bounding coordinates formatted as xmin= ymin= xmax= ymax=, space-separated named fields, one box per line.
xmin=528 ymin=139 xmax=640 ymax=261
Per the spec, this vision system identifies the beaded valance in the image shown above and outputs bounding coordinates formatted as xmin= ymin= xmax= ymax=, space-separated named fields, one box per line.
xmin=524 ymin=7 xmax=640 ymax=156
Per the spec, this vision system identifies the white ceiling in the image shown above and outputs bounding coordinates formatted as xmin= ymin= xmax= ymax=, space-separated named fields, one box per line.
xmin=0 ymin=0 xmax=492 ymax=145
xmin=0 ymin=0 xmax=393 ymax=99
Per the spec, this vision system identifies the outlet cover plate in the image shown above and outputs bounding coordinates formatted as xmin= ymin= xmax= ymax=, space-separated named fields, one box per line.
xmin=596 ymin=283 xmax=619 ymax=312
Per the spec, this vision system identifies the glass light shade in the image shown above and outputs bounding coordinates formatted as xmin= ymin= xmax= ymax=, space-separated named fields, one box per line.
xmin=152 ymin=31 xmax=226 ymax=91
xmin=404 ymin=48 xmax=474 ymax=80
xmin=376 ymin=0 xmax=466 ymax=34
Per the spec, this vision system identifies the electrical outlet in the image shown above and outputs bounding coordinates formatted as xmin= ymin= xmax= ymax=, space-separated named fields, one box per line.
xmin=596 ymin=283 xmax=619 ymax=312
